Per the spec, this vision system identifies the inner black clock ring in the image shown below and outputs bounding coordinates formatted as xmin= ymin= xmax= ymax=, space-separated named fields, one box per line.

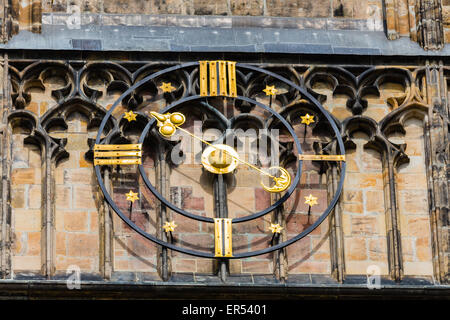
xmin=137 ymin=94 xmax=302 ymax=224
xmin=94 ymin=62 xmax=346 ymax=259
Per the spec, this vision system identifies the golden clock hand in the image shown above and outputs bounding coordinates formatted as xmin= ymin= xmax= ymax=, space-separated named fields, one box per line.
xmin=150 ymin=111 xmax=291 ymax=192
xmin=176 ymin=126 xmax=277 ymax=180
xmin=150 ymin=111 xmax=186 ymax=137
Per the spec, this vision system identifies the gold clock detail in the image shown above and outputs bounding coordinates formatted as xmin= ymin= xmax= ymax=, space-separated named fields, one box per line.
xmin=149 ymin=111 xmax=292 ymax=193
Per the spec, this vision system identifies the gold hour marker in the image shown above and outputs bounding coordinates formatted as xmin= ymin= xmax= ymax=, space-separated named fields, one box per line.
xmin=126 ymin=190 xmax=139 ymax=203
xmin=263 ymin=85 xmax=278 ymax=96
xmin=124 ymin=110 xmax=137 ymax=122
xmin=269 ymin=223 xmax=283 ymax=234
xmin=159 ymin=82 xmax=176 ymax=93
xmin=300 ymin=113 xmax=315 ymax=125
xmin=304 ymin=194 xmax=318 ymax=207
xmin=162 ymin=221 xmax=177 ymax=233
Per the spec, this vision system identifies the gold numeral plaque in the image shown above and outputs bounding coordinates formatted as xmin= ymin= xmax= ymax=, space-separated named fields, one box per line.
xmin=298 ymin=154 xmax=346 ymax=161
xmin=94 ymin=144 xmax=142 ymax=165
xmin=214 ymin=218 xmax=233 ymax=257
xmin=199 ymin=60 xmax=237 ymax=98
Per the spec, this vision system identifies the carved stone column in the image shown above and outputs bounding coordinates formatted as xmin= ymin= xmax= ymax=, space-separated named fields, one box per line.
xmin=41 ymin=142 xmax=54 ymax=277
xmin=416 ymin=0 xmax=444 ymax=50
xmin=157 ymin=148 xmax=171 ymax=281
xmin=40 ymin=138 xmax=67 ymax=278
xmin=384 ymin=146 xmax=407 ymax=282
xmin=0 ymin=53 xmax=12 ymax=279
xmin=1 ymin=0 xmax=42 ymax=42
xmin=100 ymin=167 xmax=113 ymax=279
xmin=384 ymin=0 xmax=444 ymax=50
xmin=426 ymin=61 xmax=449 ymax=283
xmin=328 ymin=162 xmax=345 ymax=283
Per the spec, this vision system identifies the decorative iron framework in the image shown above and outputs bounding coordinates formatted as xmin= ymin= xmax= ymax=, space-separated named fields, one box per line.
xmin=0 ymin=56 xmax=447 ymax=285
xmin=93 ymin=61 xmax=347 ymax=259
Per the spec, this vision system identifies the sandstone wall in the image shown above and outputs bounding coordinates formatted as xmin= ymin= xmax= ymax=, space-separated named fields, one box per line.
xmin=42 ymin=0 xmax=381 ymax=20
xmin=0 ymin=0 xmax=448 ymax=288
xmin=2 ymin=58 xmax=447 ymax=285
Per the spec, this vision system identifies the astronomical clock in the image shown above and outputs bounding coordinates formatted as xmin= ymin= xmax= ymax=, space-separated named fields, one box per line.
xmin=93 ymin=61 xmax=346 ymax=274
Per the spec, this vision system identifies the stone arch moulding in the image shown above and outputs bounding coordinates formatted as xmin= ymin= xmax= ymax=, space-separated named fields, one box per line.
xmin=381 ymin=103 xmax=444 ymax=281
xmin=342 ymin=114 xmax=409 ymax=281
xmin=304 ymin=66 xmax=420 ymax=119
xmin=7 ymin=109 xmax=66 ymax=277
xmin=38 ymin=97 xmax=114 ymax=276
xmin=384 ymin=0 xmax=444 ymax=50
xmin=6 ymin=58 xmax=116 ymax=277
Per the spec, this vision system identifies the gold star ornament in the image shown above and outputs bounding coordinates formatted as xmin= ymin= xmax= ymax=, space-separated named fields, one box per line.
xmin=304 ymin=194 xmax=318 ymax=207
xmin=300 ymin=113 xmax=315 ymax=126
xmin=162 ymin=221 xmax=177 ymax=233
xmin=269 ymin=223 xmax=283 ymax=234
xmin=125 ymin=190 xmax=139 ymax=203
xmin=124 ymin=110 xmax=137 ymax=122
xmin=263 ymin=85 xmax=278 ymax=96
xmin=159 ymin=82 xmax=176 ymax=93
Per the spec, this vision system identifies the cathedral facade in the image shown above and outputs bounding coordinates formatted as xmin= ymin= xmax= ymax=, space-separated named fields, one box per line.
xmin=0 ymin=0 xmax=448 ymax=299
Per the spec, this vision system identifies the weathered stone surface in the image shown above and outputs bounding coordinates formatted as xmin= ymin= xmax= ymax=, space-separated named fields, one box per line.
xmin=396 ymin=119 xmax=434 ymax=277
xmin=104 ymin=0 xmax=150 ymax=14
xmin=230 ymin=0 xmax=263 ymax=16
xmin=154 ymin=0 xmax=194 ymax=15
xmin=3 ymin=0 xmax=450 ymax=51
xmin=13 ymin=209 xmax=41 ymax=232
xmin=12 ymin=168 xmax=40 ymax=185
xmin=242 ymin=260 xmax=272 ymax=273
xmin=73 ymin=185 xmax=97 ymax=209
xmin=332 ymin=0 xmax=352 ymax=18
xmin=64 ymin=211 xmax=89 ymax=232
xmin=345 ymin=237 xmax=367 ymax=261
xmin=66 ymin=233 xmax=99 ymax=257
xmin=1 ymin=9 xmax=447 ymax=289
xmin=12 ymin=256 xmax=41 ymax=271
xmin=266 ymin=0 xmax=330 ymax=18
xmin=288 ymin=261 xmax=330 ymax=274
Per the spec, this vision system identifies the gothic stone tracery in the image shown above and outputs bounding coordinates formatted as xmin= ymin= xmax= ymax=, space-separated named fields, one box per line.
xmin=0 ymin=57 xmax=447 ymax=285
